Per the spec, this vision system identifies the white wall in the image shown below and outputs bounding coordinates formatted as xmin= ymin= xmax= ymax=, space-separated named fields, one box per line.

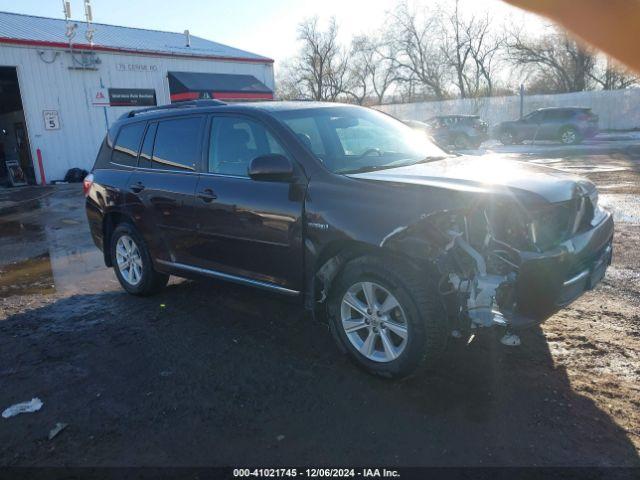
xmin=0 ymin=43 xmax=274 ymax=182
xmin=376 ymin=88 xmax=640 ymax=131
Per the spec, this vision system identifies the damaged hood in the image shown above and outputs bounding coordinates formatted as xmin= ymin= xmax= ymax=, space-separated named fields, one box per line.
xmin=347 ymin=155 xmax=595 ymax=203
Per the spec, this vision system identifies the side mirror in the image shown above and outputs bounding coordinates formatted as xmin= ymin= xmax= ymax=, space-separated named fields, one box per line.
xmin=248 ymin=154 xmax=294 ymax=182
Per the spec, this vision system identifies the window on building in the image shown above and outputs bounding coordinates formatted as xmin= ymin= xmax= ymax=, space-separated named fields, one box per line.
xmin=208 ymin=116 xmax=288 ymax=177
xmin=111 ymin=122 xmax=146 ymax=167
xmin=152 ymin=116 xmax=203 ymax=171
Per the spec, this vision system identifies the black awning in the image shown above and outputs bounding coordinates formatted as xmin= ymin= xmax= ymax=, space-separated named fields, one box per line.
xmin=168 ymin=71 xmax=273 ymax=101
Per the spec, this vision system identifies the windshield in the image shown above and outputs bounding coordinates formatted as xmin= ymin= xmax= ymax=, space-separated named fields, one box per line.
xmin=271 ymin=106 xmax=448 ymax=174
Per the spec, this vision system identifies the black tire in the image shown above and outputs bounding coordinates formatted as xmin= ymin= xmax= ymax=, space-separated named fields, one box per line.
xmin=327 ymin=255 xmax=447 ymax=379
xmin=454 ymin=134 xmax=472 ymax=149
xmin=559 ymin=126 xmax=581 ymax=145
xmin=110 ymin=223 xmax=169 ymax=296
xmin=499 ymin=129 xmax=515 ymax=145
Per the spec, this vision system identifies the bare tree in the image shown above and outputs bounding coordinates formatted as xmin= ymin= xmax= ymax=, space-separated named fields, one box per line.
xmin=295 ymin=17 xmax=348 ymax=101
xmin=343 ymin=36 xmax=370 ymax=104
xmin=589 ymin=57 xmax=638 ymax=90
xmin=387 ymin=1 xmax=448 ymax=100
xmin=507 ymin=27 xmax=596 ymax=93
xmin=442 ymin=0 xmax=472 ymax=98
xmin=275 ymin=60 xmax=306 ymax=100
xmin=464 ymin=11 xmax=503 ymax=96
xmin=343 ymin=34 xmax=400 ymax=105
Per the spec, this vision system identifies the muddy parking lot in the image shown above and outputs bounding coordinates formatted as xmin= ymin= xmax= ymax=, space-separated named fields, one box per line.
xmin=0 ymin=145 xmax=639 ymax=467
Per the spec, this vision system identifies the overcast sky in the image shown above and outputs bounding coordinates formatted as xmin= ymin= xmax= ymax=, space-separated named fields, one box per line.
xmin=0 ymin=0 xmax=543 ymax=64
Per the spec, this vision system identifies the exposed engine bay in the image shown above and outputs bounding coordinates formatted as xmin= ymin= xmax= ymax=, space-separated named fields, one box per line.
xmin=428 ymin=191 xmax=607 ymax=342
xmin=314 ymin=175 xmax=612 ymax=349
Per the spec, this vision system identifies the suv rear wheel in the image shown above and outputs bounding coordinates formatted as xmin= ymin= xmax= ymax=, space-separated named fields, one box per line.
xmin=559 ymin=126 xmax=580 ymax=145
xmin=328 ymin=256 xmax=447 ymax=378
xmin=454 ymin=134 xmax=472 ymax=149
xmin=110 ymin=223 xmax=169 ymax=296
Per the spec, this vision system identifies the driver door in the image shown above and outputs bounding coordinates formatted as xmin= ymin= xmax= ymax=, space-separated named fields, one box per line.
xmin=520 ymin=111 xmax=544 ymax=140
xmin=190 ymin=115 xmax=305 ymax=293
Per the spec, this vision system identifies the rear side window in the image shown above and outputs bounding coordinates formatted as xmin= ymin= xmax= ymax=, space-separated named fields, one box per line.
xmin=138 ymin=123 xmax=157 ymax=169
xmin=544 ymin=110 xmax=569 ymax=121
xmin=112 ymin=122 xmax=145 ymax=167
xmin=152 ymin=116 xmax=203 ymax=171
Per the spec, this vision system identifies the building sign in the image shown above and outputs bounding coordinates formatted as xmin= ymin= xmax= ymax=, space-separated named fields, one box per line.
xmin=115 ymin=63 xmax=159 ymax=73
xmin=108 ymin=89 xmax=157 ymax=107
xmin=43 ymin=110 xmax=60 ymax=130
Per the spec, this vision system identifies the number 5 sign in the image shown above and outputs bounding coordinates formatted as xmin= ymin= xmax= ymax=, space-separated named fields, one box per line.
xmin=43 ymin=110 xmax=60 ymax=130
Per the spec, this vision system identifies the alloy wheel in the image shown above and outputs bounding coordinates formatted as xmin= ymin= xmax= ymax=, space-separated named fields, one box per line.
xmin=561 ymin=129 xmax=576 ymax=144
xmin=340 ymin=281 xmax=409 ymax=363
xmin=500 ymin=131 xmax=514 ymax=145
xmin=115 ymin=235 xmax=143 ymax=286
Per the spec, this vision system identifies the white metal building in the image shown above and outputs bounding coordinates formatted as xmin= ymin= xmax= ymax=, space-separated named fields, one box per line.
xmin=0 ymin=10 xmax=274 ymax=184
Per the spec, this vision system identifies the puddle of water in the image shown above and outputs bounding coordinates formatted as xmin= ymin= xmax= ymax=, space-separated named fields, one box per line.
xmin=599 ymin=183 xmax=635 ymax=190
xmin=0 ymin=253 xmax=55 ymax=298
xmin=599 ymin=194 xmax=640 ymax=224
xmin=0 ymin=219 xmax=45 ymax=239
xmin=556 ymin=165 xmax=628 ymax=173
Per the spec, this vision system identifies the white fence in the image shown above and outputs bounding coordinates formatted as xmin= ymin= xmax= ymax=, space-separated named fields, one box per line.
xmin=375 ymin=88 xmax=640 ymax=131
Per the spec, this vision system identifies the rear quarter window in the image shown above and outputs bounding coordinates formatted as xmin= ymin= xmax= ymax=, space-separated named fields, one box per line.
xmin=93 ymin=137 xmax=112 ymax=170
xmin=112 ymin=122 xmax=146 ymax=167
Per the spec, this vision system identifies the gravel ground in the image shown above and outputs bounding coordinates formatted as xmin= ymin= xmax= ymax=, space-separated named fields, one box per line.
xmin=0 ymin=149 xmax=638 ymax=467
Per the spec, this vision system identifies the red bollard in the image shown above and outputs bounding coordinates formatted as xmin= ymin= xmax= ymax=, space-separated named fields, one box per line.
xmin=36 ymin=148 xmax=46 ymax=185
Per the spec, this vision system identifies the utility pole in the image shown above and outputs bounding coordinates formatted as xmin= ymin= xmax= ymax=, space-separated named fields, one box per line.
xmin=519 ymin=84 xmax=524 ymax=119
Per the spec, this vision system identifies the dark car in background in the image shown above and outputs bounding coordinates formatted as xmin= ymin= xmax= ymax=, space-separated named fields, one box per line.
xmin=423 ymin=114 xmax=489 ymax=149
xmin=494 ymin=107 xmax=599 ymax=145
xmin=85 ymin=100 xmax=613 ymax=378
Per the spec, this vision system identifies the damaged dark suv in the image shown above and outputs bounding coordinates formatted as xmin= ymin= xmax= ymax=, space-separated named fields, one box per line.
xmin=85 ymin=100 xmax=614 ymax=378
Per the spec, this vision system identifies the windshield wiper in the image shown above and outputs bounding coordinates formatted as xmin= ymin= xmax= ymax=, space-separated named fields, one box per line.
xmin=409 ymin=155 xmax=450 ymax=165
xmin=339 ymin=155 xmax=450 ymax=174
xmin=338 ymin=164 xmax=401 ymax=174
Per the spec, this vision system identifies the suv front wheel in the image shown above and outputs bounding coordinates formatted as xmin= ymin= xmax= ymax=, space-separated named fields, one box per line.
xmin=328 ymin=256 xmax=447 ymax=378
xmin=499 ymin=129 xmax=516 ymax=145
xmin=110 ymin=223 xmax=169 ymax=296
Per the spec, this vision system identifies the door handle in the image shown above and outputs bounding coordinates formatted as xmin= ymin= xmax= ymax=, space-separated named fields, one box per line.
xmin=198 ymin=188 xmax=217 ymax=202
xmin=129 ymin=181 xmax=145 ymax=193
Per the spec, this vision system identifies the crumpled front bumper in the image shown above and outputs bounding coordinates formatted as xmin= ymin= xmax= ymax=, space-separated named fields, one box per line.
xmin=508 ymin=210 xmax=614 ymax=328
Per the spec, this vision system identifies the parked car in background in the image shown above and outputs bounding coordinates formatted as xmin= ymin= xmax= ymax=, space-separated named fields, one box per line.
xmin=85 ymin=100 xmax=613 ymax=379
xmin=494 ymin=107 xmax=599 ymax=145
xmin=422 ymin=115 xmax=489 ymax=149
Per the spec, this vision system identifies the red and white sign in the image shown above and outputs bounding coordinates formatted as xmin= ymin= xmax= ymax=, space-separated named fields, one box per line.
xmin=92 ymin=88 xmax=110 ymax=106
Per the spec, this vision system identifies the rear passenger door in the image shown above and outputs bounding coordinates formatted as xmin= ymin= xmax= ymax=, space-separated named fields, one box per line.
xmin=539 ymin=110 xmax=564 ymax=140
xmin=190 ymin=114 xmax=305 ymax=293
xmin=127 ymin=115 xmax=204 ymax=265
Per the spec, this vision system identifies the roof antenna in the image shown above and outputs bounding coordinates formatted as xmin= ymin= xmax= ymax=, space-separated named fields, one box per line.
xmin=184 ymin=29 xmax=191 ymax=47
xmin=62 ymin=0 xmax=77 ymax=44
xmin=84 ymin=0 xmax=95 ymax=46
xmin=62 ymin=1 xmax=71 ymax=20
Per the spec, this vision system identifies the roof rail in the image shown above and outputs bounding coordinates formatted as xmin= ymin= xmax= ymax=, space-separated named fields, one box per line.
xmin=121 ymin=99 xmax=227 ymax=119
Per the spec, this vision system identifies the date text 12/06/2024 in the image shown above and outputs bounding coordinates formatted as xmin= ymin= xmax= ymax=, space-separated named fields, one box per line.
xmin=233 ymin=469 xmax=400 ymax=478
